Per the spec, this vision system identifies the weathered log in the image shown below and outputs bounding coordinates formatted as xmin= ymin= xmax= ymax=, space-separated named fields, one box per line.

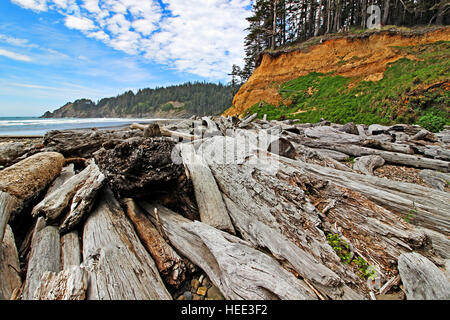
xmin=418 ymin=170 xmax=450 ymax=191
xmin=412 ymin=129 xmax=438 ymax=142
xmin=45 ymin=164 xmax=75 ymax=197
xmin=0 ymin=152 xmax=64 ymax=241
xmin=82 ymin=188 xmax=171 ymax=300
xmin=31 ymin=162 xmax=97 ymax=221
xmin=43 ymin=128 xmax=142 ymax=158
xmin=353 ymin=155 xmax=385 ymax=175
xmin=177 ymin=143 xmax=235 ymax=234
xmin=238 ymin=113 xmax=258 ymax=128
xmin=398 ymin=252 xmax=450 ymax=300
xmin=123 ymin=198 xmax=187 ymax=288
xmin=285 ymin=156 xmax=450 ymax=235
xmin=59 ymin=162 xmax=105 ymax=233
xmin=0 ymin=141 xmax=38 ymax=167
xmin=23 ymin=218 xmax=61 ymax=300
xmin=0 ymin=225 xmax=22 ymax=300
xmin=314 ymin=149 xmax=350 ymax=161
xmin=362 ymin=139 xmax=414 ymax=155
xmin=61 ymin=231 xmax=81 ymax=269
xmin=139 ymin=201 xmax=318 ymax=300
xmin=94 ymin=137 xmax=184 ymax=198
xmin=419 ymin=227 xmax=450 ymax=259
xmin=304 ymin=126 xmax=363 ymax=144
xmin=341 ymin=122 xmax=359 ymax=135
xmin=201 ymin=117 xmax=222 ymax=137
xmin=379 ymin=275 xmax=401 ymax=295
xmin=293 ymin=135 xmax=450 ymax=172
xmin=32 ymin=266 xmax=88 ymax=300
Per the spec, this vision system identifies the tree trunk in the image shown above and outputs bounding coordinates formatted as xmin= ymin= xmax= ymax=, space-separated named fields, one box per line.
xmin=382 ymin=0 xmax=391 ymax=25
xmin=139 ymin=201 xmax=319 ymax=300
xmin=82 ymin=188 xmax=171 ymax=300
xmin=123 ymin=198 xmax=187 ymax=288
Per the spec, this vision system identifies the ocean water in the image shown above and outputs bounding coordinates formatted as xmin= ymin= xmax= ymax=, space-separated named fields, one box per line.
xmin=0 ymin=117 xmax=161 ymax=136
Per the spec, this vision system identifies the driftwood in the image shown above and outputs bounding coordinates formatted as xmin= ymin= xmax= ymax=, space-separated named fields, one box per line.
xmin=178 ymin=143 xmax=235 ymax=234
xmin=398 ymin=252 xmax=450 ymax=300
xmin=59 ymin=162 xmax=105 ymax=233
xmin=45 ymin=164 xmax=75 ymax=196
xmin=123 ymin=198 xmax=187 ymax=288
xmin=31 ymin=162 xmax=99 ymax=221
xmin=23 ymin=218 xmax=61 ymax=300
xmin=362 ymin=139 xmax=414 ymax=154
xmin=43 ymin=128 xmax=142 ymax=158
xmin=353 ymin=155 xmax=385 ymax=175
xmin=239 ymin=113 xmax=258 ymax=128
xmin=201 ymin=117 xmax=222 ymax=137
xmin=131 ymin=122 xmax=199 ymax=141
xmin=418 ymin=170 xmax=450 ymax=191
xmin=82 ymin=188 xmax=171 ymax=300
xmin=0 ymin=152 xmax=64 ymax=241
xmin=32 ymin=266 xmax=88 ymax=300
xmin=0 ymin=225 xmax=22 ymax=300
xmin=61 ymin=231 xmax=81 ymax=269
xmin=139 ymin=202 xmax=318 ymax=300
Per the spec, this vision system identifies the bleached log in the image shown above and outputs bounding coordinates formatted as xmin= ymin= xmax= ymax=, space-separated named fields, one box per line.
xmin=292 ymin=135 xmax=450 ymax=172
xmin=23 ymin=218 xmax=61 ymax=300
xmin=31 ymin=162 xmax=97 ymax=221
xmin=418 ymin=170 xmax=450 ymax=191
xmin=123 ymin=198 xmax=187 ymax=288
xmin=314 ymin=149 xmax=350 ymax=161
xmin=45 ymin=164 xmax=75 ymax=197
xmin=238 ymin=113 xmax=258 ymax=128
xmin=379 ymin=275 xmax=401 ymax=295
xmin=353 ymin=155 xmax=385 ymax=175
xmin=362 ymin=139 xmax=414 ymax=154
xmin=201 ymin=117 xmax=222 ymax=137
xmin=33 ymin=266 xmax=88 ymax=300
xmin=304 ymin=126 xmax=363 ymax=144
xmin=419 ymin=227 xmax=450 ymax=259
xmin=59 ymin=162 xmax=105 ymax=233
xmin=0 ymin=192 xmax=19 ymax=243
xmin=398 ymin=252 xmax=450 ymax=300
xmin=82 ymin=188 xmax=171 ymax=300
xmin=178 ymin=143 xmax=235 ymax=234
xmin=61 ymin=231 xmax=81 ymax=269
xmin=131 ymin=122 xmax=200 ymax=141
xmin=139 ymin=202 xmax=318 ymax=300
xmin=0 ymin=152 xmax=64 ymax=241
xmin=0 ymin=225 xmax=22 ymax=300
xmin=44 ymin=128 xmax=141 ymax=158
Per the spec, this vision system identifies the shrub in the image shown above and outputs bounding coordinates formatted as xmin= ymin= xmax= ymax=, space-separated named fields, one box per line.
xmin=417 ymin=113 xmax=446 ymax=132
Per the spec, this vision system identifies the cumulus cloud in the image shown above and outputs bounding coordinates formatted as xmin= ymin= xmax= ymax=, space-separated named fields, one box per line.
xmin=10 ymin=0 xmax=251 ymax=79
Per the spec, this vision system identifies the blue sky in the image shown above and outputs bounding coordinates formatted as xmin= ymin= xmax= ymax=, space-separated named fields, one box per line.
xmin=0 ymin=0 xmax=251 ymax=116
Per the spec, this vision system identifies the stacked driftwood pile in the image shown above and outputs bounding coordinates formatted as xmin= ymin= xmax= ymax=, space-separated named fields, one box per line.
xmin=1 ymin=115 xmax=449 ymax=300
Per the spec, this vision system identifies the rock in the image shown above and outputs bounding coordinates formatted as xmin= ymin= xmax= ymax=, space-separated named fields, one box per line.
xmin=182 ymin=291 xmax=192 ymax=300
xmin=197 ymin=286 xmax=208 ymax=296
xmin=341 ymin=122 xmax=359 ymax=135
xmin=177 ymin=295 xmax=186 ymax=300
xmin=94 ymin=137 xmax=184 ymax=198
xmin=144 ymin=123 xmax=162 ymax=138
xmin=190 ymin=279 xmax=200 ymax=292
xmin=206 ymin=286 xmax=225 ymax=300
xmin=398 ymin=252 xmax=450 ymax=300
xmin=353 ymin=155 xmax=385 ymax=175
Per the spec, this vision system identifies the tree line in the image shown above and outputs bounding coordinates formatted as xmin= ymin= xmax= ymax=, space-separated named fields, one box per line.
xmin=95 ymin=82 xmax=234 ymax=116
xmin=229 ymin=0 xmax=449 ymax=82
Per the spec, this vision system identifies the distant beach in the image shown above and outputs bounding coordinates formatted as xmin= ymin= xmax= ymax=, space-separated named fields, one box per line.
xmin=0 ymin=117 xmax=166 ymax=136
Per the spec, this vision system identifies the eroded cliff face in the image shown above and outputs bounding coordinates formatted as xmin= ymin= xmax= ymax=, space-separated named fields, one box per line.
xmin=225 ymin=27 xmax=450 ymax=117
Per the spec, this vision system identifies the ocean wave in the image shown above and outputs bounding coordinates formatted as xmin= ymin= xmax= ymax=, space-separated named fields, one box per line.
xmin=0 ymin=118 xmax=160 ymax=127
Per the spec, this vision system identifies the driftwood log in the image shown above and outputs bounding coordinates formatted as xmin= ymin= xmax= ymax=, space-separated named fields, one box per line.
xmin=82 ymin=188 xmax=171 ymax=300
xmin=22 ymin=218 xmax=61 ymax=300
xmin=177 ymin=143 xmax=235 ymax=234
xmin=61 ymin=231 xmax=81 ymax=269
xmin=139 ymin=201 xmax=318 ymax=300
xmin=0 ymin=225 xmax=22 ymax=300
xmin=32 ymin=266 xmax=88 ymax=300
xmin=59 ymin=162 xmax=105 ymax=233
xmin=398 ymin=252 xmax=450 ymax=300
xmin=123 ymin=198 xmax=187 ymax=288
xmin=0 ymin=152 xmax=64 ymax=241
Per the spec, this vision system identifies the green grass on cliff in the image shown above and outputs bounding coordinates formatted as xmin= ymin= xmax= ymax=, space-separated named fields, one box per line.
xmin=247 ymin=41 xmax=450 ymax=132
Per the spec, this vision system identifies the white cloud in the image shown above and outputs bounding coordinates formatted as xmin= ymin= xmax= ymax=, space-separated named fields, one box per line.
xmin=0 ymin=48 xmax=33 ymax=62
xmin=10 ymin=0 xmax=252 ymax=80
xmin=11 ymin=0 xmax=48 ymax=12
xmin=0 ymin=34 xmax=39 ymax=48
xmin=65 ymin=15 xmax=96 ymax=31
